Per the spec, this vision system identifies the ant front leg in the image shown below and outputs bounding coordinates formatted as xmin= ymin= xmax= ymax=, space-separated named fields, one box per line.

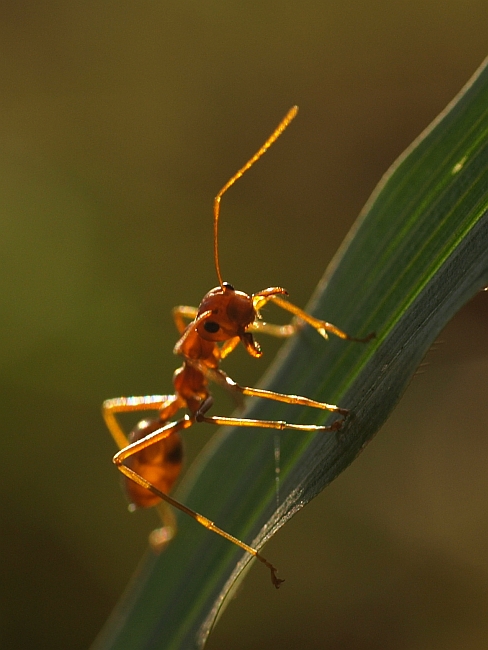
xmin=253 ymin=291 xmax=375 ymax=342
xmin=249 ymin=320 xmax=297 ymax=338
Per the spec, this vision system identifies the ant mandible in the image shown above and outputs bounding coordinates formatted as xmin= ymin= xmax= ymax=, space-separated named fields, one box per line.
xmin=103 ymin=106 xmax=374 ymax=588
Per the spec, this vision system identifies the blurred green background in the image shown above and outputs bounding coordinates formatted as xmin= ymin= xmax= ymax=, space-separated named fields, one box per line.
xmin=1 ymin=2 xmax=487 ymax=649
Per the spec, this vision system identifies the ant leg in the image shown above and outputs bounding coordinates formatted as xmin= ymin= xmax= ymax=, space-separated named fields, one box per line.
xmin=269 ymin=295 xmax=375 ymax=341
xmin=103 ymin=394 xmax=178 ymax=450
xmin=220 ymin=336 xmax=241 ymax=359
xmin=248 ymin=320 xmax=297 ymax=338
xmin=103 ymin=394 xmax=183 ymax=547
xmin=113 ymin=417 xmax=193 ymax=478
xmin=151 ymin=503 xmax=177 ymax=552
xmin=114 ymin=416 xmax=284 ymax=588
xmin=172 ymin=305 xmax=198 ymax=334
xmin=242 ymin=386 xmax=347 ymax=417
xmin=204 ymin=367 xmax=348 ymax=417
xmin=253 ymin=292 xmax=375 ymax=342
xmin=113 ymin=415 xmax=192 ymax=551
xmin=197 ymin=412 xmax=343 ymax=433
xmin=195 ymin=394 xmax=343 ymax=432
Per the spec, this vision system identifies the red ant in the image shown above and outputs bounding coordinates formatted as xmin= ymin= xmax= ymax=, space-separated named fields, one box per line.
xmin=103 ymin=106 xmax=373 ymax=588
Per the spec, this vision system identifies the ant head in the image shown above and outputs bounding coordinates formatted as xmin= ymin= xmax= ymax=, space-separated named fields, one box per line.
xmin=196 ymin=283 xmax=255 ymax=343
xmin=203 ymin=108 xmax=297 ymax=356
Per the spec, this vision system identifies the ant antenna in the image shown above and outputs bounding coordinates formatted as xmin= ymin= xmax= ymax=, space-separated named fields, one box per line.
xmin=213 ymin=106 xmax=299 ymax=288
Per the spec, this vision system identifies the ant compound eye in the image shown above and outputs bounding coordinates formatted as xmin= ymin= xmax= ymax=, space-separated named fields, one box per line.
xmin=204 ymin=321 xmax=220 ymax=333
xmin=222 ymin=282 xmax=235 ymax=291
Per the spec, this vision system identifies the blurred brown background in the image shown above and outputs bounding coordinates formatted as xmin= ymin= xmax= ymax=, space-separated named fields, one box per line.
xmin=0 ymin=2 xmax=487 ymax=649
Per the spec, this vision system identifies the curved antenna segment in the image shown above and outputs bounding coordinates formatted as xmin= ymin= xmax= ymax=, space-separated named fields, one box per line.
xmin=213 ymin=106 xmax=299 ymax=287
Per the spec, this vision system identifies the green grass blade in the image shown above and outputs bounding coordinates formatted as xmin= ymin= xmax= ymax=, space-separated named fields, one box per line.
xmin=93 ymin=58 xmax=488 ymax=650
